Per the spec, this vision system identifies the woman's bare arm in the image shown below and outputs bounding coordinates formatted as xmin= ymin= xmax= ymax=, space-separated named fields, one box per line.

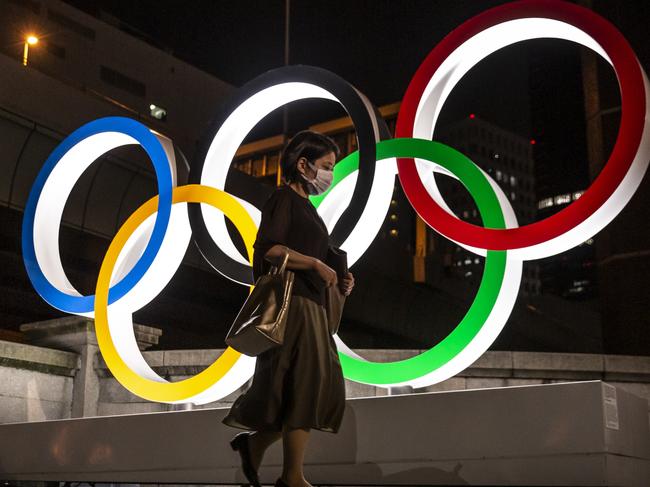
xmin=264 ymin=244 xmax=318 ymax=270
xmin=264 ymin=244 xmax=337 ymax=287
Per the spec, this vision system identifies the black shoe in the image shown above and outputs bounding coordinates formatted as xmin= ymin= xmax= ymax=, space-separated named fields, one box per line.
xmin=230 ymin=431 xmax=261 ymax=487
xmin=274 ymin=477 xmax=291 ymax=487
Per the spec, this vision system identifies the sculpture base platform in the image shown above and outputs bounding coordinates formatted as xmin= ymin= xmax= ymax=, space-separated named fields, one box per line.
xmin=0 ymin=380 xmax=648 ymax=486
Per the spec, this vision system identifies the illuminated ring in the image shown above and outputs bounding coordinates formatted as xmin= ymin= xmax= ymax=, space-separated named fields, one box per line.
xmin=321 ymin=138 xmax=522 ymax=388
xmin=395 ymin=0 xmax=650 ymax=259
xmin=95 ymin=184 xmax=258 ymax=404
xmin=21 ymin=117 xmax=174 ymax=314
xmin=188 ymin=65 xmax=391 ymax=285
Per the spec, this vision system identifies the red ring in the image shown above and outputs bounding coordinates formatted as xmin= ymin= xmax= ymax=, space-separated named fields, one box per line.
xmin=395 ymin=0 xmax=646 ymax=250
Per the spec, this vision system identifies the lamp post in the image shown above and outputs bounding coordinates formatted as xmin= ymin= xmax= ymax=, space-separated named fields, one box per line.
xmin=23 ymin=35 xmax=39 ymax=66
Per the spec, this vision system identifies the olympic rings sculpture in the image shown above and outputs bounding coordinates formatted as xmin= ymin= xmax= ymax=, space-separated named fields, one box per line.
xmin=22 ymin=0 xmax=649 ymax=404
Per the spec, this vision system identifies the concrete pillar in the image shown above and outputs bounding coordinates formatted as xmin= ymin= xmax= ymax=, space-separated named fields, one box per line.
xmin=20 ymin=316 xmax=162 ymax=418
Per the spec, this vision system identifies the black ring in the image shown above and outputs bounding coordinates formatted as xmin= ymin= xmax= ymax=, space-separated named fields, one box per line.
xmin=188 ymin=65 xmax=390 ymax=285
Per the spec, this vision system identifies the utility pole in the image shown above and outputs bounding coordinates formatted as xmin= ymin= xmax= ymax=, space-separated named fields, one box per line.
xmin=278 ymin=0 xmax=290 ymax=187
xmin=282 ymin=0 xmax=290 ymax=139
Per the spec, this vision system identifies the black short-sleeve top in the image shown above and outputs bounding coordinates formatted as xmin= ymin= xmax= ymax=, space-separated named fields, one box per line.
xmin=252 ymin=184 xmax=330 ymax=307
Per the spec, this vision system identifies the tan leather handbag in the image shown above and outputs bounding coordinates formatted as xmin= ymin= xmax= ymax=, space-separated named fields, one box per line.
xmin=324 ymin=244 xmax=348 ymax=335
xmin=225 ymin=251 xmax=294 ymax=356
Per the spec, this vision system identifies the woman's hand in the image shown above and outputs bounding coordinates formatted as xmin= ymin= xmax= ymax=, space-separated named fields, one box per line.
xmin=339 ymin=271 xmax=355 ymax=296
xmin=313 ymin=259 xmax=338 ymax=288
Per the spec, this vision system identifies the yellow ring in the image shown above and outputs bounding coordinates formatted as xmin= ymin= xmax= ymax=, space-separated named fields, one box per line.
xmin=94 ymin=184 xmax=257 ymax=402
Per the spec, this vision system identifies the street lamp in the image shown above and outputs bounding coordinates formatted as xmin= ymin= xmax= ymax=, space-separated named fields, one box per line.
xmin=23 ymin=35 xmax=39 ymax=66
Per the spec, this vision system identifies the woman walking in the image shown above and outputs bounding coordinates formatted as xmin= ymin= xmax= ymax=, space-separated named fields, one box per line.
xmin=222 ymin=130 xmax=355 ymax=487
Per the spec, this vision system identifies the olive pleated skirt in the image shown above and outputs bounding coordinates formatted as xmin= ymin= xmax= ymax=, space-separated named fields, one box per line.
xmin=221 ymin=294 xmax=346 ymax=434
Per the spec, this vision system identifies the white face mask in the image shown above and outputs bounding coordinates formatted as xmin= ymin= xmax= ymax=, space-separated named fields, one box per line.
xmin=300 ymin=160 xmax=333 ymax=195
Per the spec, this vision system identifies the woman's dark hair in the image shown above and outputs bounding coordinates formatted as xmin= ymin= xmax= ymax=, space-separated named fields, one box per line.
xmin=280 ymin=130 xmax=340 ymax=184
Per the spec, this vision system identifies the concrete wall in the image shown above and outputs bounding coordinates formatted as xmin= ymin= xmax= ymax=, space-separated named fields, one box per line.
xmin=1 ymin=317 xmax=649 ymax=425
xmin=0 ymin=339 xmax=76 ymax=423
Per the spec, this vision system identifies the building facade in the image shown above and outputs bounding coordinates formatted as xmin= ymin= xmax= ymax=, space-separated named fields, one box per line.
xmin=578 ymin=0 xmax=650 ymax=354
xmin=436 ymin=115 xmax=540 ymax=295
xmin=0 ymin=0 xmax=233 ymax=156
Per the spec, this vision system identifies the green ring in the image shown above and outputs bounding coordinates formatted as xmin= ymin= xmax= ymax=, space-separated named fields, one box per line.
xmin=311 ymin=138 xmax=508 ymax=385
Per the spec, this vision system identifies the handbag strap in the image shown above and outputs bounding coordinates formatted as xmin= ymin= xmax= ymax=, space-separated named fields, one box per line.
xmin=270 ymin=249 xmax=290 ymax=275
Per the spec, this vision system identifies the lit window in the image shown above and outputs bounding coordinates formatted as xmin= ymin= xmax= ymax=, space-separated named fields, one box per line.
xmin=462 ymin=210 xmax=469 ymax=218
xmin=573 ymin=191 xmax=584 ymax=200
xmin=494 ymin=153 xmax=500 ymax=159
xmin=464 ymin=258 xmax=472 ymax=265
xmin=496 ymin=170 xmax=502 ymax=181
xmin=389 ymin=229 xmax=398 ymax=237
xmin=538 ymin=197 xmax=553 ymax=209
xmin=252 ymin=158 xmax=265 ymax=177
xmin=474 ymin=258 xmax=480 ymax=264
xmin=554 ymin=194 xmax=571 ymax=205
xmin=510 ymin=176 xmax=517 ymax=186
xmin=510 ymin=192 xmax=516 ymax=201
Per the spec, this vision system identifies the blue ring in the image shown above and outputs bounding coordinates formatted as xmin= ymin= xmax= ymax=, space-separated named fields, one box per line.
xmin=21 ymin=117 xmax=173 ymax=314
